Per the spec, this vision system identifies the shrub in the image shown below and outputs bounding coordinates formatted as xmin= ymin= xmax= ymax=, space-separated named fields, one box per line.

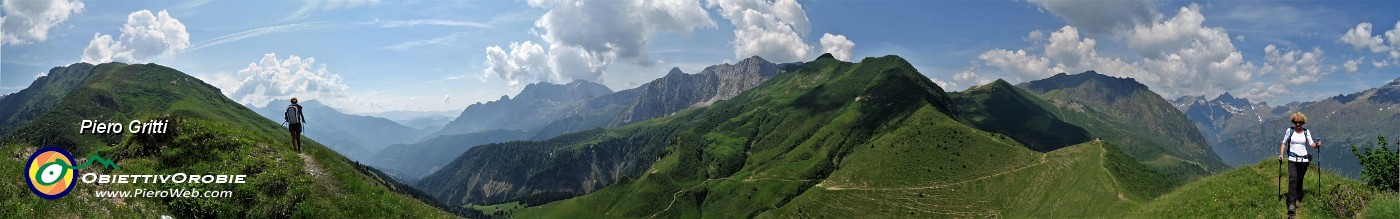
xmin=1350 ymin=135 xmax=1399 ymax=192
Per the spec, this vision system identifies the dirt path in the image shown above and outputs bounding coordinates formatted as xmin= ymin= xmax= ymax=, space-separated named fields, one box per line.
xmin=300 ymin=153 xmax=326 ymax=179
xmin=818 ymin=152 xmax=1048 ymax=191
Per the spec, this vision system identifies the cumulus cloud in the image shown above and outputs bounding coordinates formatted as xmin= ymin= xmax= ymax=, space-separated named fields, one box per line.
xmin=1344 ymin=57 xmax=1364 ymax=74
xmin=1340 ymin=22 xmax=1393 ymax=53
xmin=978 ymin=48 xmax=1055 ymax=81
xmin=220 ymin=53 xmax=349 ymax=107
xmin=1127 ymin=4 xmax=1255 ymax=97
xmin=81 ymin=10 xmax=189 ymax=63
xmin=979 ymin=26 xmax=1153 ymax=83
xmin=484 ymin=41 xmax=551 ymax=86
xmin=1 ymin=0 xmax=84 ymax=45
xmin=819 ymin=33 xmax=854 ymax=61
xmin=480 ymin=0 xmax=719 ymax=86
xmin=1238 ymin=82 xmax=1290 ymax=101
xmin=1027 ymin=0 xmax=1160 ymax=36
xmin=534 ymin=0 xmax=714 ymax=65
xmin=1262 ymin=44 xmax=1326 ymax=85
xmin=974 ymin=4 xmax=1258 ymax=98
xmin=708 ymin=0 xmax=825 ymax=62
xmin=1388 ymin=21 xmax=1400 ymax=49
xmin=928 ymin=77 xmax=954 ymax=90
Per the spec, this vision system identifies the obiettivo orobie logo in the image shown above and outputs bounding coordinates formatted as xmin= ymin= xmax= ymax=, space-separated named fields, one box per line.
xmin=26 ymin=146 xmax=78 ymax=199
xmin=25 ymin=146 xmax=122 ymax=200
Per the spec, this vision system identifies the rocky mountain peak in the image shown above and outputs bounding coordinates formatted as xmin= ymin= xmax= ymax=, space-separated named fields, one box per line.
xmin=515 ymin=80 xmax=613 ymax=102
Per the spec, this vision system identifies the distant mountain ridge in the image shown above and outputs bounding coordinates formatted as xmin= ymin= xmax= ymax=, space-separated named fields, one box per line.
xmin=248 ymin=99 xmax=426 ymax=160
xmin=616 ymin=56 xmax=779 ymax=124
xmin=368 ymin=56 xmax=788 ymax=181
xmin=1209 ymin=75 xmax=1400 ymax=174
xmin=424 ymin=80 xmax=614 ymax=140
xmin=1017 ymin=70 xmax=1228 ymax=181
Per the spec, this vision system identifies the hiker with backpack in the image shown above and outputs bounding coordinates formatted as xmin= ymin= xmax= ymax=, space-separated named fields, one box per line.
xmin=285 ymin=98 xmax=306 ymax=152
xmin=1278 ymin=112 xmax=1321 ymax=218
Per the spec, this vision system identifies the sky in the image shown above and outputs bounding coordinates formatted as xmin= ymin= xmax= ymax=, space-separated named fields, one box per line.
xmin=1 ymin=0 xmax=1398 ymax=115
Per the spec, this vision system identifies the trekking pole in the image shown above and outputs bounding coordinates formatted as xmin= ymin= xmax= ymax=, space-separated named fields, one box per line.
xmin=1277 ymin=158 xmax=1283 ymax=200
xmin=1315 ymin=138 xmax=1322 ymax=193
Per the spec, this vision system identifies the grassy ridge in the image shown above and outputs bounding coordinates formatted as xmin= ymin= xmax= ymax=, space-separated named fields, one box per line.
xmin=762 ymin=141 xmax=1160 ymax=218
xmin=1131 ymin=159 xmax=1397 ymax=218
xmin=0 ymin=63 xmax=460 ymax=218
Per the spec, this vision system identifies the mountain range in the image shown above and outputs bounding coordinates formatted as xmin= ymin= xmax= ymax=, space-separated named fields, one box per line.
xmin=1194 ymin=76 xmax=1400 ymax=175
xmin=410 ymin=55 xmax=1232 ymax=218
xmin=365 ymin=56 xmax=790 ymax=181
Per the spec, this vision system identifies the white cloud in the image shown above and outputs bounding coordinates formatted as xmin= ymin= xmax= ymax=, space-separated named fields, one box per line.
xmin=1238 ymin=82 xmax=1289 ymax=101
xmin=218 ymin=53 xmax=349 ymax=107
xmin=484 ymin=41 xmax=551 ymax=86
xmin=1027 ymin=0 xmax=1160 ymax=36
xmin=1026 ymin=30 xmax=1046 ymax=42
xmin=1344 ymin=57 xmax=1363 ymax=74
xmin=1387 ymin=21 xmax=1400 ymax=49
xmin=480 ymin=0 xmax=717 ymax=86
xmin=973 ymin=4 xmax=1258 ymax=98
xmin=978 ymin=49 xmax=1054 ymax=81
xmin=81 ymin=10 xmax=189 ymax=64
xmin=1127 ymin=4 xmax=1255 ymax=97
xmin=707 ymin=0 xmax=816 ymax=62
xmin=534 ymin=0 xmax=714 ymax=65
xmin=819 ymin=33 xmax=854 ymax=61
xmin=979 ymin=26 xmax=1154 ymax=84
xmin=1 ymin=0 xmax=84 ymax=45
xmin=1045 ymin=25 xmax=1097 ymax=70
xmin=1340 ymin=22 xmax=1392 ymax=53
xmin=81 ymin=33 xmax=130 ymax=63
xmin=950 ymin=67 xmax=994 ymax=90
xmin=929 ymin=77 xmax=954 ymax=90
xmin=1262 ymin=44 xmax=1326 ymax=85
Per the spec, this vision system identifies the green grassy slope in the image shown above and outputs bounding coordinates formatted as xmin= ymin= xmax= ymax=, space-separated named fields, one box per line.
xmin=0 ymin=63 xmax=461 ymax=218
xmin=0 ymin=63 xmax=96 ymax=138
xmin=949 ymin=79 xmax=1092 ymax=152
xmin=1132 ymin=159 xmax=1397 ymax=218
xmin=761 ymin=141 xmax=1167 ymax=218
xmin=505 ymin=54 xmax=1167 ymax=218
xmin=1019 ymin=71 xmax=1228 ymax=182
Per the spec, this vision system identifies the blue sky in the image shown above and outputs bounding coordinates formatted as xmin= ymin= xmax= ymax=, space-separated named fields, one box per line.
xmin=2 ymin=0 xmax=1398 ymax=114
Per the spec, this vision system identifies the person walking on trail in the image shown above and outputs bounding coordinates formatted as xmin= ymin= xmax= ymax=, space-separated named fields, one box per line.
xmin=1278 ymin=112 xmax=1321 ymax=218
xmin=285 ymin=98 xmax=306 ymax=152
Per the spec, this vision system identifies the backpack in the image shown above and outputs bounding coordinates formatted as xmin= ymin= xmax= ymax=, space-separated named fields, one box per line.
xmin=285 ymin=104 xmax=302 ymax=125
xmin=1285 ymin=127 xmax=1311 ymax=158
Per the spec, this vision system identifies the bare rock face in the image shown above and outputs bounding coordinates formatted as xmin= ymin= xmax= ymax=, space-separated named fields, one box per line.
xmin=616 ymin=56 xmax=778 ymax=125
xmin=427 ymin=80 xmax=614 ymax=139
